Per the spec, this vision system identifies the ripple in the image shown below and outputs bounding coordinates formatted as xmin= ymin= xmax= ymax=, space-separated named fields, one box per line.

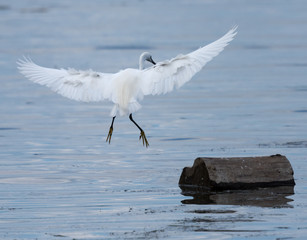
xmin=95 ymin=44 xmax=154 ymax=50
xmin=0 ymin=127 xmax=19 ymax=130
xmin=161 ymin=137 xmax=197 ymax=141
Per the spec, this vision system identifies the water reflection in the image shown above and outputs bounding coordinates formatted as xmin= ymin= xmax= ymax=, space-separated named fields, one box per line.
xmin=181 ymin=186 xmax=294 ymax=208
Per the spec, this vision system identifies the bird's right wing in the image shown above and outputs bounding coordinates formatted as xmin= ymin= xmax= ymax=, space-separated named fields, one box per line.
xmin=140 ymin=27 xmax=237 ymax=96
xmin=18 ymin=58 xmax=116 ymax=102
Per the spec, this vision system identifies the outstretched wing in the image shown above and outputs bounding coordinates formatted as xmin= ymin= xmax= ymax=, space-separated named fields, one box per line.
xmin=140 ymin=26 xmax=237 ymax=96
xmin=17 ymin=58 xmax=116 ymax=102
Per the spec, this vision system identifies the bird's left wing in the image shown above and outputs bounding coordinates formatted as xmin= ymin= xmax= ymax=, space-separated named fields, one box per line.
xmin=18 ymin=58 xmax=116 ymax=102
xmin=140 ymin=27 xmax=237 ymax=96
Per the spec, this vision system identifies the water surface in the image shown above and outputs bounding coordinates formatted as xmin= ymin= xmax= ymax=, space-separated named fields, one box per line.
xmin=1 ymin=0 xmax=307 ymax=239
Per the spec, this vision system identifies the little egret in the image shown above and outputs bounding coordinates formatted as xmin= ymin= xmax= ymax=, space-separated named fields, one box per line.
xmin=18 ymin=27 xmax=237 ymax=147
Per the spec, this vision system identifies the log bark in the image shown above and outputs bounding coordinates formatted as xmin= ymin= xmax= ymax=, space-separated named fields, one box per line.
xmin=179 ymin=154 xmax=295 ymax=191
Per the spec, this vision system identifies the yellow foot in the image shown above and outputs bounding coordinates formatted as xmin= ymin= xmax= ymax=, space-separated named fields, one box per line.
xmin=139 ymin=130 xmax=149 ymax=147
xmin=106 ymin=127 xmax=113 ymax=144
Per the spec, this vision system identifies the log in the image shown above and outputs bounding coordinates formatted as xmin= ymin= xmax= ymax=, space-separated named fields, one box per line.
xmin=179 ymin=154 xmax=295 ymax=191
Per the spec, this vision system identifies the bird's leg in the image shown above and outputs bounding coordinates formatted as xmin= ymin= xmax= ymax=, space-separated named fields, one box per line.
xmin=106 ymin=116 xmax=116 ymax=144
xmin=129 ymin=113 xmax=149 ymax=147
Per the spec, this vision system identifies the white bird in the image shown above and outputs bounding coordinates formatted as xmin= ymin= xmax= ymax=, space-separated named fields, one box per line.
xmin=18 ymin=27 xmax=237 ymax=147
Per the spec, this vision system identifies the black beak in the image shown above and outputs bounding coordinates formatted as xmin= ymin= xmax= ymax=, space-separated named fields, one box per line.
xmin=149 ymin=57 xmax=156 ymax=65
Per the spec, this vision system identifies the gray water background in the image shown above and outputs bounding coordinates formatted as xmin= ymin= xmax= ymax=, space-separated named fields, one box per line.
xmin=1 ymin=0 xmax=307 ymax=239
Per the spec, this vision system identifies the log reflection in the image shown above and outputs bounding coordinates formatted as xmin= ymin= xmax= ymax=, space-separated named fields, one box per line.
xmin=181 ymin=186 xmax=294 ymax=208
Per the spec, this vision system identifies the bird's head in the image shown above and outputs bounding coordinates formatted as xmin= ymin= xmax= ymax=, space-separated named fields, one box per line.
xmin=139 ymin=52 xmax=156 ymax=70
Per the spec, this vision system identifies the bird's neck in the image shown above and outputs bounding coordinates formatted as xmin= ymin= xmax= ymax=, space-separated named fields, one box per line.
xmin=139 ymin=58 xmax=144 ymax=70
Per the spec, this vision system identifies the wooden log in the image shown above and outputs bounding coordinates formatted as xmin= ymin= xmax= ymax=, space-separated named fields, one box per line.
xmin=179 ymin=154 xmax=295 ymax=191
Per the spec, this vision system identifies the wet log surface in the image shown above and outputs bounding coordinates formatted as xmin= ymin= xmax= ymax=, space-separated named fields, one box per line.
xmin=179 ymin=154 xmax=295 ymax=192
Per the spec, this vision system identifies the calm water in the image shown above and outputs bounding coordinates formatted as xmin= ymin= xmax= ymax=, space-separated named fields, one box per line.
xmin=1 ymin=0 xmax=307 ymax=239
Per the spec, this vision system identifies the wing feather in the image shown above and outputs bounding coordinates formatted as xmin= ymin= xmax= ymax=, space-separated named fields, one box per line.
xmin=17 ymin=58 xmax=115 ymax=102
xmin=140 ymin=26 xmax=237 ymax=95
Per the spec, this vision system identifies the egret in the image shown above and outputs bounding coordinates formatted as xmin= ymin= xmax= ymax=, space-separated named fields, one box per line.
xmin=18 ymin=27 xmax=237 ymax=147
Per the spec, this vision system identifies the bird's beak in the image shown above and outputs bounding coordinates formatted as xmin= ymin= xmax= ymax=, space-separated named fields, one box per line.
xmin=149 ymin=57 xmax=156 ymax=65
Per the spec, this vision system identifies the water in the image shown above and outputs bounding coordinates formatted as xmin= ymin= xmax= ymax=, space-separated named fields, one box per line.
xmin=1 ymin=0 xmax=307 ymax=239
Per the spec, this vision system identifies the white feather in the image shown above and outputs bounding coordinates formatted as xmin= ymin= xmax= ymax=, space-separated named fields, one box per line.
xmin=18 ymin=27 xmax=237 ymax=117
xmin=17 ymin=58 xmax=116 ymax=102
xmin=140 ymin=26 xmax=237 ymax=96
